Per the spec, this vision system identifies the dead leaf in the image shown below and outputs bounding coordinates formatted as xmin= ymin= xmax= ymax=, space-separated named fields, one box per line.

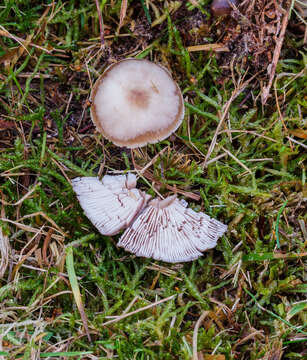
xmin=204 ymin=355 xmax=225 ymax=360
xmin=187 ymin=44 xmax=229 ymax=52
xmin=289 ymin=129 xmax=307 ymax=139
xmin=0 ymin=47 xmax=19 ymax=66
xmin=0 ymin=28 xmax=34 ymax=69
xmin=0 ymin=120 xmax=15 ymax=130
xmin=0 ymin=227 xmax=10 ymax=278
xmin=118 ymin=0 xmax=128 ymax=32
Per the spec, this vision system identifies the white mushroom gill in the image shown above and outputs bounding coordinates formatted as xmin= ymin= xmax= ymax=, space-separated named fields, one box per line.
xmin=118 ymin=195 xmax=227 ymax=263
xmin=72 ymin=174 xmax=150 ymax=236
xmin=72 ymin=175 xmax=227 ymax=262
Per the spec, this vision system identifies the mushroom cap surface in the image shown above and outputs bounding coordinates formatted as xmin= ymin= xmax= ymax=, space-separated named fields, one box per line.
xmin=91 ymin=59 xmax=184 ymax=148
xmin=118 ymin=195 xmax=227 ymax=263
xmin=72 ymin=174 xmax=151 ymax=236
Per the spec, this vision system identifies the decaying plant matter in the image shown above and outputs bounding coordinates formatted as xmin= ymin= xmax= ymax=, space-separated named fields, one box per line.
xmin=0 ymin=227 xmax=10 ymax=278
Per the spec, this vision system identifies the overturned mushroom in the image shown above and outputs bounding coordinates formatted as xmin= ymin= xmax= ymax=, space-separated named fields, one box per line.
xmin=118 ymin=195 xmax=227 ymax=263
xmin=72 ymin=175 xmax=227 ymax=263
xmin=90 ymin=59 xmax=184 ymax=148
xmin=72 ymin=174 xmax=151 ymax=236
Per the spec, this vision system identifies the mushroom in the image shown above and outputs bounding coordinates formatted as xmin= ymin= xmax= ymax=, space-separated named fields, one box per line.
xmin=72 ymin=176 xmax=227 ymax=263
xmin=72 ymin=174 xmax=151 ymax=236
xmin=211 ymin=0 xmax=238 ymax=17
xmin=118 ymin=195 xmax=227 ymax=263
xmin=90 ymin=59 xmax=184 ymax=148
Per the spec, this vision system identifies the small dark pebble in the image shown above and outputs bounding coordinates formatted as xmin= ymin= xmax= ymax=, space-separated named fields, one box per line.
xmin=211 ymin=0 xmax=238 ymax=17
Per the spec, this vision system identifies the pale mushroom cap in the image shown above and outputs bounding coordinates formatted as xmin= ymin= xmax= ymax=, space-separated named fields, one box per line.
xmin=72 ymin=174 xmax=151 ymax=236
xmin=91 ymin=59 xmax=184 ymax=148
xmin=118 ymin=196 xmax=227 ymax=263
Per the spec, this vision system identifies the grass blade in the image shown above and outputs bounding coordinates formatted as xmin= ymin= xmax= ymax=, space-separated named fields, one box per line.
xmin=66 ymin=246 xmax=91 ymax=342
xmin=275 ymin=200 xmax=288 ymax=249
xmin=40 ymin=351 xmax=93 ymax=358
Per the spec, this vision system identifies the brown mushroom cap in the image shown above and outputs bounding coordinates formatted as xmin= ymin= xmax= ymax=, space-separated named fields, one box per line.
xmin=90 ymin=59 xmax=184 ymax=148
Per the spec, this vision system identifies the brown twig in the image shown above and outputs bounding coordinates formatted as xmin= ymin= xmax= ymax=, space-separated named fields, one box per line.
xmin=0 ymin=227 xmax=10 ymax=278
xmin=221 ymin=146 xmax=252 ymax=175
xmin=95 ymin=0 xmax=105 ymax=47
xmin=118 ymin=0 xmax=128 ymax=34
xmin=134 ymin=166 xmax=201 ymax=201
xmin=261 ymin=4 xmax=290 ymax=104
xmin=192 ymin=311 xmax=210 ymax=360
xmin=42 ymin=228 xmax=54 ymax=266
xmin=187 ymin=44 xmax=229 ymax=52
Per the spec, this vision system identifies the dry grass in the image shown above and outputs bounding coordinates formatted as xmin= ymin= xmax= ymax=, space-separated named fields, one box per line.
xmin=0 ymin=0 xmax=306 ymax=359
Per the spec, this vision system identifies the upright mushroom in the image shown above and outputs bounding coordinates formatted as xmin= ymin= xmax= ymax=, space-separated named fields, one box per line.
xmin=90 ymin=59 xmax=184 ymax=148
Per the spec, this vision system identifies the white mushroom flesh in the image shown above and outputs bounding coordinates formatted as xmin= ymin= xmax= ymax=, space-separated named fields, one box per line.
xmin=72 ymin=174 xmax=150 ymax=236
xmin=118 ymin=196 xmax=227 ymax=263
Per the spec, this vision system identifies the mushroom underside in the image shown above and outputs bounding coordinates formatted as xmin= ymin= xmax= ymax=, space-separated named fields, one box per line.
xmin=118 ymin=197 xmax=227 ymax=263
xmin=72 ymin=174 xmax=149 ymax=236
xmin=72 ymin=175 xmax=227 ymax=263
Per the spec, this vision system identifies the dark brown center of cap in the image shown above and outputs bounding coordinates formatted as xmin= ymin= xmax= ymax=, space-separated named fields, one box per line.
xmin=126 ymin=88 xmax=150 ymax=109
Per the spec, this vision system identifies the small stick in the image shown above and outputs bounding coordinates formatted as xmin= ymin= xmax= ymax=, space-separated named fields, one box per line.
xmin=134 ymin=166 xmax=201 ymax=201
xmin=0 ymin=227 xmax=10 ymax=278
xmin=102 ymin=294 xmax=176 ymax=326
xmin=221 ymin=146 xmax=252 ymax=175
xmin=122 ymin=296 xmax=139 ymax=315
xmin=187 ymin=44 xmax=229 ymax=52
xmin=204 ymin=153 xmax=227 ymax=166
xmin=192 ymin=311 xmax=210 ymax=360
xmin=118 ymin=0 xmax=128 ymax=34
xmin=261 ymin=5 xmax=289 ymax=104
xmin=0 ymin=182 xmax=41 ymax=206
xmin=232 ymin=330 xmax=265 ymax=350
xmin=246 ymin=158 xmax=273 ymax=162
xmin=95 ymin=0 xmax=105 ymax=47
xmin=137 ymin=147 xmax=168 ymax=175
xmin=218 ymin=129 xmax=278 ymax=143
xmin=286 ymin=136 xmax=307 ymax=150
